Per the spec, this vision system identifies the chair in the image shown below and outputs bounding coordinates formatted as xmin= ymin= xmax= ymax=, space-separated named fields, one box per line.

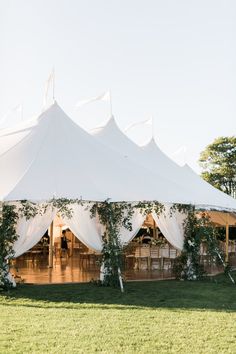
xmin=200 ymin=242 xmax=211 ymax=266
xmin=124 ymin=243 xmax=136 ymax=270
xmin=150 ymin=246 xmax=161 ymax=270
xmin=134 ymin=245 xmax=150 ymax=270
xmin=169 ymin=247 xmax=177 ymax=269
xmin=160 ymin=245 xmax=171 ymax=270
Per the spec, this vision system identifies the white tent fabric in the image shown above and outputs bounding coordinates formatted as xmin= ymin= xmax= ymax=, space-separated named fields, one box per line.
xmin=62 ymin=204 xmax=146 ymax=250
xmin=180 ymin=164 xmax=236 ymax=211
xmin=61 ymin=204 xmax=103 ymax=252
xmin=1 ymin=103 xmax=235 ymax=260
xmin=13 ymin=205 xmax=57 ymax=258
xmin=152 ymin=205 xmax=186 ymax=250
xmin=118 ymin=209 xmax=146 ymax=245
xmin=93 ymin=117 xmax=236 ymax=212
xmin=0 ymin=102 xmax=193 ymax=204
xmin=0 ymin=116 xmax=38 ymax=155
xmin=0 ymin=129 xmax=32 ymax=156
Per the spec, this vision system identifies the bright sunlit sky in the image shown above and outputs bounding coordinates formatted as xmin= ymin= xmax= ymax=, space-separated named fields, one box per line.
xmin=0 ymin=0 xmax=235 ymax=173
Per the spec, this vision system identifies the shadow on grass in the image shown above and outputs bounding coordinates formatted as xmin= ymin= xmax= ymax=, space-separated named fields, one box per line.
xmin=1 ymin=273 xmax=236 ymax=312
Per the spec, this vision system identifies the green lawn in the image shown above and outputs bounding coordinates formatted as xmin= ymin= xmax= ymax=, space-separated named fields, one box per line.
xmin=1 ymin=275 xmax=236 ymax=354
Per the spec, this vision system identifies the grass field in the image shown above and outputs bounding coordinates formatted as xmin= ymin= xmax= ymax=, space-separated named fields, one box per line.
xmin=1 ymin=274 xmax=236 ymax=354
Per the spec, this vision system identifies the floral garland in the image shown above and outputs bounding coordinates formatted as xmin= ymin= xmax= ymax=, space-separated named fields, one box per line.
xmin=134 ymin=200 xmax=165 ymax=216
xmin=90 ymin=200 xmax=165 ymax=290
xmin=90 ymin=200 xmax=133 ymax=289
xmin=0 ymin=203 xmax=19 ymax=290
xmin=171 ymin=204 xmax=224 ymax=280
xmin=19 ymin=198 xmax=84 ymax=220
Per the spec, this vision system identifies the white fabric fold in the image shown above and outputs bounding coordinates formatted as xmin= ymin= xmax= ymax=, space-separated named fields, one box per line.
xmin=13 ymin=204 xmax=57 ymax=258
xmin=62 ymin=204 xmax=103 ymax=252
xmin=62 ymin=204 xmax=145 ymax=251
xmin=119 ymin=209 xmax=146 ymax=245
xmin=152 ymin=204 xmax=186 ymax=250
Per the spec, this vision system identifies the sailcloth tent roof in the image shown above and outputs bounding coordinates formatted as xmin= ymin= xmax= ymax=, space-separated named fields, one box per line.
xmin=93 ymin=117 xmax=236 ymax=212
xmin=0 ymin=117 xmax=38 ymax=155
xmin=0 ymin=102 xmax=193 ymax=203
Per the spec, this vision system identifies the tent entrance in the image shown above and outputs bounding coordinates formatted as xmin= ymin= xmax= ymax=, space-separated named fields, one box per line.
xmin=11 ymin=213 xmax=236 ymax=284
xmin=124 ymin=214 xmax=180 ymax=275
xmin=11 ymin=215 xmax=102 ymax=284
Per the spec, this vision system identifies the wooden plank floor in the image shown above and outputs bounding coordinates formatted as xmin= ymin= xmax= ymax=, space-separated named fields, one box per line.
xmin=11 ymin=252 xmax=232 ymax=284
xmin=11 ymin=253 xmax=175 ymax=284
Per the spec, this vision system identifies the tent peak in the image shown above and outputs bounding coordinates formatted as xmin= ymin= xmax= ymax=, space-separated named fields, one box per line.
xmin=39 ymin=101 xmax=70 ymax=120
xmin=90 ymin=115 xmax=117 ymax=135
xmin=106 ymin=115 xmax=118 ymax=127
xmin=141 ymin=136 xmax=157 ymax=148
xmin=41 ymin=100 xmax=58 ymax=112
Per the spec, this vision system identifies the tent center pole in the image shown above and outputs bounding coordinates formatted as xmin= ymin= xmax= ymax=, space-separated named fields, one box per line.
xmin=153 ymin=217 xmax=156 ymax=238
xmin=49 ymin=221 xmax=54 ymax=268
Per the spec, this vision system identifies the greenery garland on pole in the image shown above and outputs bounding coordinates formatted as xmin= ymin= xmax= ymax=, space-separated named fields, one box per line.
xmin=90 ymin=200 xmax=133 ymax=291
xmin=0 ymin=203 xmax=19 ymax=290
xmin=90 ymin=200 xmax=165 ymax=291
xmin=171 ymin=204 xmax=235 ymax=283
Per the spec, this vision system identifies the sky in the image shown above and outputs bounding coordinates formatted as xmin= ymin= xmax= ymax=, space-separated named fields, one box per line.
xmin=0 ymin=0 xmax=235 ymax=172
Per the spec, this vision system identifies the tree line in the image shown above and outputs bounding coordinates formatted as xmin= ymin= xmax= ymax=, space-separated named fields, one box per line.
xmin=199 ymin=136 xmax=236 ymax=199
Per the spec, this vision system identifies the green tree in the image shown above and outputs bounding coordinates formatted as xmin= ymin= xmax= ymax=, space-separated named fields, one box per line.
xmin=199 ymin=136 xmax=236 ymax=198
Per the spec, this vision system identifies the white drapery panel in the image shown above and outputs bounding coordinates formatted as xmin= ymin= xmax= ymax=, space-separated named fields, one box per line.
xmin=62 ymin=204 xmax=103 ymax=252
xmin=63 ymin=204 xmax=145 ymax=250
xmin=152 ymin=204 xmax=186 ymax=250
xmin=119 ymin=209 xmax=146 ymax=245
xmin=13 ymin=205 xmax=57 ymax=258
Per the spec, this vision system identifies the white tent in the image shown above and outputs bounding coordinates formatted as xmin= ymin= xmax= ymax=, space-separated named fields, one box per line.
xmin=0 ymin=103 xmax=235 ymax=261
xmin=0 ymin=102 xmax=192 ymax=204
xmin=93 ymin=116 xmax=236 ymax=212
xmin=0 ymin=117 xmax=38 ymax=155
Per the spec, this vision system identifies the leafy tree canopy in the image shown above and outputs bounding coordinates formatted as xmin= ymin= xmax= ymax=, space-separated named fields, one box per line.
xmin=199 ymin=136 xmax=236 ymax=198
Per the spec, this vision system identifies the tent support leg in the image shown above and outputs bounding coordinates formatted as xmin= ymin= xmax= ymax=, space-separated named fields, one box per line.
xmin=48 ymin=221 xmax=54 ymax=268
xmin=118 ymin=267 xmax=124 ymax=293
xmin=216 ymin=250 xmax=235 ymax=285
xmin=225 ymin=215 xmax=229 ymax=263
xmin=153 ymin=217 xmax=156 ymax=238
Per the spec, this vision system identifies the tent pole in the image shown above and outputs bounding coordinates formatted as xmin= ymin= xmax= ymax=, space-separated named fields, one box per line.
xmin=153 ymin=217 xmax=156 ymax=238
xmin=106 ymin=229 xmax=124 ymax=293
xmin=225 ymin=214 xmax=229 ymax=263
xmin=49 ymin=221 xmax=54 ymax=268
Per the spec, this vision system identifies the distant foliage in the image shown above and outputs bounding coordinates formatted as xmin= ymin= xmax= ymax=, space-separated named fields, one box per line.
xmin=199 ymin=136 xmax=236 ymax=198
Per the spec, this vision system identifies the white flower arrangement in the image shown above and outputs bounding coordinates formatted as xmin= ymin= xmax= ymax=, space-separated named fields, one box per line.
xmin=188 ymin=240 xmax=195 ymax=247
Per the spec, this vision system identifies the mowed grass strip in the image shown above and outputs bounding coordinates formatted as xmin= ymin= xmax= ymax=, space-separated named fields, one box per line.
xmin=1 ymin=274 xmax=236 ymax=354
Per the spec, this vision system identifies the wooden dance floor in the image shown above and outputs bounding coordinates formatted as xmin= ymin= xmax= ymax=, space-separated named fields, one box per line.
xmin=11 ymin=253 xmax=175 ymax=284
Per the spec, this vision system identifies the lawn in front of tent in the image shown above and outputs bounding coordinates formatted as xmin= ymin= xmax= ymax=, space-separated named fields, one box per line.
xmin=1 ymin=274 xmax=236 ymax=354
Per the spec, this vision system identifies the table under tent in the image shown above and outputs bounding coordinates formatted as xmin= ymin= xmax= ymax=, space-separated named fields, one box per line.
xmin=1 ymin=102 xmax=236 ymax=285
